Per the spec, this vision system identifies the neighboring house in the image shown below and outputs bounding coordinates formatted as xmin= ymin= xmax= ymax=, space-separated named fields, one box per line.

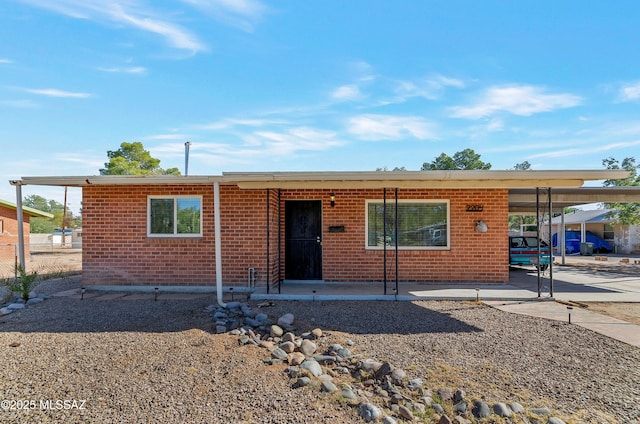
xmin=0 ymin=199 xmax=54 ymax=262
xmin=550 ymin=209 xmax=640 ymax=254
xmin=7 ymin=170 xmax=632 ymax=291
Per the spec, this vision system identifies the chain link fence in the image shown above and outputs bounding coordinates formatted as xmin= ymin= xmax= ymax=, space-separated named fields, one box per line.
xmin=1 ymin=242 xmax=82 ymax=301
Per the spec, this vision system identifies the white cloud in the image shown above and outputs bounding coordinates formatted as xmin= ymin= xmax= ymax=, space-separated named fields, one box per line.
xmin=0 ymin=58 xmax=13 ymax=64
xmin=143 ymin=133 xmax=188 ymax=141
xmin=331 ymin=84 xmax=361 ymax=101
xmin=24 ymin=88 xmax=91 ymax=98
xmin=199 ymin=118 xmax=289 ymax=130
xmin=528 ymin=139 xmax=640 ymax=159
xmin=98 ymin=66 xmax=147 ymax=75
xmin=180 ymin=0 xmax=268 ymax=32
xmin=376 ymin=74 xmax=464 ymax=106
xmin=450 ymin=84 xmax=582 ymax=119
xmin=250 ymin=127 xmax=343 ymax=155
xmin=14 ymin=0 xmax=206 ymax=53
xmin=0 ymin=99 xmax=39 ymax=108
xmin=348 ymin=114 xmax=437 ymax=141
xmin=619 ymin=82 xmax=640 ymax=102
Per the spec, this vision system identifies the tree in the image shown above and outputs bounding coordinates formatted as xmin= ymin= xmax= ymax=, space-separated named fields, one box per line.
xmin=421 ymin=148 xmax=492 ymax=170
xmin=23 ymin=195 xmax=68 ymax=233
xmin=100 ymin=142 xmax=181 ymax=176
xmin=512 ymin=161 xmax=531 ymax=171
xmin=376 ymin=166 xmax=407 ymax=171
xmin=602 ymin=156 xmax=640 ymax=225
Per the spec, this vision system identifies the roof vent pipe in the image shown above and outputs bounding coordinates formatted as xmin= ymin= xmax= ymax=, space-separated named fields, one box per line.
xmin=184 ymin=141 xmax=192 ymax=176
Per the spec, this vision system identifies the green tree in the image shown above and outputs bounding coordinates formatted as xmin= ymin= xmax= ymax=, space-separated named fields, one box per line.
xmin=508 ymin=161 xmax=534 ymax=230
xmin=100 ymin=142 xmax=181 ymax=175
xmin=376 ymin=166 xmax=407 ymax=171
xmin=421 ymin=148 xmax=492 ymax=170
xmin=512 ymin=161 xmax=531 ymax=170
xmin=23 ymin=195 xmax=68 ymax=233
xmin=602 ymin=156 xmax=640 ymax=225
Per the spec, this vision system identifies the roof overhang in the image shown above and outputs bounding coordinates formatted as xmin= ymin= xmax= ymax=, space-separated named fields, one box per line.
xmin=0 ymin=199 xmax=54 ymax=218
xmin=509 ymin=187 xmax=640 ymax=213
xmin=10 ymin=170 xmax=628 ymax=189
xmin=222 ymin=170 xmax=629 ymax=189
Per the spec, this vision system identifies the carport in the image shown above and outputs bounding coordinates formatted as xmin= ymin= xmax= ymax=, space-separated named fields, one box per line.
xmin=508 ymin=186 xmax=640 ymax=296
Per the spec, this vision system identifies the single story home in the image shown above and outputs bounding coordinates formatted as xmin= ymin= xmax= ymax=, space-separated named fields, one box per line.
xmin=8 ymin=170 xmax=634 ymax=295
xmin=0 ymin=198 xmax=53 ymax=263
xmin=549 ymin=208 xmax=640 ymax=254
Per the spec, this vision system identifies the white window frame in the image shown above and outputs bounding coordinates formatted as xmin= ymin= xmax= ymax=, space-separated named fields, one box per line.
xmin=365 ymin=199 xmax=450 ymax=250
xmin=147 ymin=195 xmax=203 ymax=238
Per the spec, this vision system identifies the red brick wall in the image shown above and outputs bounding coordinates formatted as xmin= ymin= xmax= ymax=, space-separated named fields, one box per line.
xmin=0 ymin=205 xmax=31 ymax=262
xmin=81 ymin=185 xmax=509 ymax=287
xmin=82 ymin=185 xmax=269 ymax=287
xmin=280 ymin=188 xmax=509 ymax=283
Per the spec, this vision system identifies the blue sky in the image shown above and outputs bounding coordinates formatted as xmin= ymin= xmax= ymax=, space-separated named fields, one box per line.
xmin=2 ymin=1 xmax=640 ymax=211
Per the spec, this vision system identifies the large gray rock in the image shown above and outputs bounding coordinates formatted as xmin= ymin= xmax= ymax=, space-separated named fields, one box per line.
xmin=277 ymin=313 xmax=294 ymax=327
xmin=471 ymin=400 xmax=491 ymax=418
xmin=320 ymin=381 xmax=338 ymax=393
xmin=270 ymin=348 xmax=288 ymax=360
xmin=358 ymin=403 xmax=382 ymax=422
xmin=493 ymin=403 xmax=512 ymax=418
xmin=300 ymin=359 xmax=322 ymax=377
xmin=0 ymin=307 xmax=14 ymax=316
xmin=509 ymin=402 xmax=525 ymax=413
xmin=548 ymin=418 xmax=566 ymax=424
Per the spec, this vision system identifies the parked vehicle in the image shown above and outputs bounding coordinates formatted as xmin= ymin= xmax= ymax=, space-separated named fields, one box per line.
xmin=509 ymin=236 xmax=552 ymax=270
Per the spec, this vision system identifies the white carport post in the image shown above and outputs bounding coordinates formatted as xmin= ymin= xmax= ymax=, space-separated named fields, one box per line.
xmin=13 ymin=181 xmax=26 ymax=271
xmin=214 ymin=181 xmax=226 ymax=308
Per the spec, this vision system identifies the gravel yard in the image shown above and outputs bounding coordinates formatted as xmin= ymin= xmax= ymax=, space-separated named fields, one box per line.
xmin=0 ymin=277 xmax=639 ymax=423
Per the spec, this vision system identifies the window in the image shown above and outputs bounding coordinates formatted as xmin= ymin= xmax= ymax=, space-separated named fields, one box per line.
xmin=148 ymin=196 xmax=202 ymax=237
xmin=603 ymin=224 xmax=614 ymax=241
xmin=366 ymin=200 xmax=450 ymax=249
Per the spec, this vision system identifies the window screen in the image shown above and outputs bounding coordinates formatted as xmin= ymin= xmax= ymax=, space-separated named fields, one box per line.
xmin=366 ymin=201 xmax=449 ymax=249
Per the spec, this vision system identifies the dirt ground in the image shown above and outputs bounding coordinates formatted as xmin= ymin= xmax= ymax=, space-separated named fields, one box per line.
xmin=8 ymin=249 xmax=640 ymax=326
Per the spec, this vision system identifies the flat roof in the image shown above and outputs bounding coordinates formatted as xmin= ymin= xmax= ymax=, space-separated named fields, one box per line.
xmin=10 ymin=169 xmax=630 ymax=189
xmin=509 ymin=187 xmax=640 ymax=213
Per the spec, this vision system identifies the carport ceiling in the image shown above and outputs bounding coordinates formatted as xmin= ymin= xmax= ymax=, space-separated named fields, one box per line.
xmin=509 ymin=187 xmax=640 ymax=213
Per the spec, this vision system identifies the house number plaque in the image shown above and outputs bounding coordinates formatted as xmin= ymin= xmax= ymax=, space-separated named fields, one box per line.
xmin=466 ymin=204 xmax=484 ymax=212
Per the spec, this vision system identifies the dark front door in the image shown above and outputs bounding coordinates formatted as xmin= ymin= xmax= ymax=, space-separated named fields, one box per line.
xmin=285 ymin=200 xmax=322 ymax=280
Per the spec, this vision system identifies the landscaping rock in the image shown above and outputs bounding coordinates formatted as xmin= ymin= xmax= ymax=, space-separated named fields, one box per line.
xmin=320 ymin=381 xmax=338 ymax=393
xmin=472 ymin=400 xmax=491 ymax=418
xmin=277 ymin=313 xmax=294 ymax=327
xmin=493 ymin=402 xmax=513 ymax=417
xmin=270 ymin=325 xmax=284 ymax=338
xmin=299 ymin=359 xmax=322 ymax=377
xmin=358 ymin=403 xmax=382 ymax=422
xmin=299 ymin=339 xmax=317 ymax=356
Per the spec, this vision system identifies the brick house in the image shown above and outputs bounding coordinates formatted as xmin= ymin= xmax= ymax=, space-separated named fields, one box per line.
xmin=8 ymin=170 xmax=629 ymax=292
xmin=0 ymin=199 xmax=53 ymax=262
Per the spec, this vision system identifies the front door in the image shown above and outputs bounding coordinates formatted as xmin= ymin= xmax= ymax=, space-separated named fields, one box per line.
xmin=285 ymin=200 xmax=322 ymax=280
